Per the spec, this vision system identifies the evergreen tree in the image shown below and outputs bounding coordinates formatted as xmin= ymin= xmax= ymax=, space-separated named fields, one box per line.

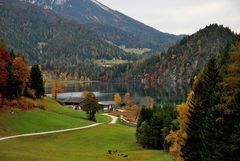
xmin=216 ymin=41 xmax=240 ymax=160
xmin=181 ymin=57 xmax=220 ymax=161
xmin=30 ymin=64 xmax=45 ymax=98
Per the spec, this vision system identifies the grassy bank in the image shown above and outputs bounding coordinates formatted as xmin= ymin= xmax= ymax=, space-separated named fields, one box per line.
xmin=0 ymin=97 xmax=110 ymax=136
xmin=0 ymin=97 xmax=171 ymax=161
xmin=0 ymin=123 xmax=171 ymax=161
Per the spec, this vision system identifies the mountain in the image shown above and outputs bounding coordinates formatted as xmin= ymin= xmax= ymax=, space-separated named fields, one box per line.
xmin=0 ymin=0 xmax=140 ymax=79
xmin=22 ymin=0 xmax=183 ymax=51
xmin=102 ymin=24 xmax=237 ymax=85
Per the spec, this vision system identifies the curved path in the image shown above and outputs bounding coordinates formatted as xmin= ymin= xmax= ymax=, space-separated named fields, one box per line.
xmin=101 ymin=114 xmax=118 ymax=124
xmin=0 ymin=114 xmax=117 ymax=141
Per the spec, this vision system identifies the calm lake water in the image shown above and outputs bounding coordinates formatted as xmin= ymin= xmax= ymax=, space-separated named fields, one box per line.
xmin=45 ymin=81 xmax=189 ymax=105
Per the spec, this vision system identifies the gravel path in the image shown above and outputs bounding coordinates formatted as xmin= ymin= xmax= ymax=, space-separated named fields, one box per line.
xmin=0 ymin=113 xmax=118 ymax=141
xmin=0 ymin=123 xmax=102 ymax=141
xmin=101 ymin=114 xmax=118 ymax=124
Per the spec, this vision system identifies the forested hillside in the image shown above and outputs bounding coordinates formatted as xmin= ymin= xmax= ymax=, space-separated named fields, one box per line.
xmin=166 ymin=38 xmax=240 ymax=161
xmin=22 ymin=0 xmax=183 ymax=51
xmin=102 ymin=24 xmax=237 ymax=85
xmin=0 ymin=0 xmax=139 ymax=79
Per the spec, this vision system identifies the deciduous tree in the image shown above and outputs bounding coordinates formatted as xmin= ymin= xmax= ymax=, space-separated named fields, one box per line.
xmin=12 ymin=56 xmax=29 ymax=96
xmin=81 ymin=93 xmax=101 ymax=121
xmin=51 ymin=79 xmax=62 ymax=100
xmin=125 ymin=92 xmax=132 ymax=107
xmin=114 ymin=93 xmax=121 ymax=106
xmin=145 ymin=96 xmax=154 ymax=108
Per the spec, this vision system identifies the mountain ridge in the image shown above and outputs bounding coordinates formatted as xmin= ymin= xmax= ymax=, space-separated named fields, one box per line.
xmin=102 ymin=24 xmax=237 ymax=85
xmin=21 ymin=0 xmax=184 ymax=51
xmin=0 ymin=0 xmax=140 ymax=79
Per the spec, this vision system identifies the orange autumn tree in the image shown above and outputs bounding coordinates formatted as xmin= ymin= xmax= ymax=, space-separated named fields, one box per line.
xmin=81 ymin=90 xmax=89 ymax=98
xmin=51 ymin=79 xmax=63 ymax=100
xmin=145 ymin=96 xmax=154 ymax=108
xmin=166 ymin=91 xmax=194 ymax=161
xmin=125 ymin=92 xmax=132 ymax=107
xmin=114 ymin=93 xmax=121 ymax=106
xmin=12 ymin=57 xmax=29 ymax=96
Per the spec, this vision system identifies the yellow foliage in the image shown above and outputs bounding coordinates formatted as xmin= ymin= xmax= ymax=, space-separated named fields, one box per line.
xmin=12 ymin=57 xmax=29 ymax=95
xmin=114 ymin=93 xmax=121 ymax=106
xmin=81 ymin=90 xmax=89 ymax=98
xmin=125 ymin=92 xmax=132 ymax=107
xmin=51 ymin=79 xmax=63 ymax=100
xmin=145 ymin=96 xmax=154 ymax=108
xmin=166 ymin=91 xmax=193 ymax=161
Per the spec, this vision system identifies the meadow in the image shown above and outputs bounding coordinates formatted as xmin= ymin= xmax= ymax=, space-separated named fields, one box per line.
xmin=0 ymin=97 xmax=171 ymax=161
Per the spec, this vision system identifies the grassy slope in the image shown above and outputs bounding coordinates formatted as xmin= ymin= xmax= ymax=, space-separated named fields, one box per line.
xmin=0 ymin=97 xmax=110 ymax=136
xmin=0 ymin=97 xmax=171 ymax=161
xmin=0 ymin=123 xmax=171 ymax=161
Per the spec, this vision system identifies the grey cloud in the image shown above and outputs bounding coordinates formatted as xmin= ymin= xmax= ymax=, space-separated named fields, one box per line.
xmin=98 ymin=0 xmax=240 ymax=34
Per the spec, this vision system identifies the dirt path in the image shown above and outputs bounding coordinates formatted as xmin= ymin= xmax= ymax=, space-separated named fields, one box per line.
xmin=101 ymin=114 xmax=118 ymax=124
xmin=0 ymin=113 xmax=118 ymax=141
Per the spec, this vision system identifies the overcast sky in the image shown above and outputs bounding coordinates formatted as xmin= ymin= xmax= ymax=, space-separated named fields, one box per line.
xmin=97 ymin=0 xmax=240 ymax=35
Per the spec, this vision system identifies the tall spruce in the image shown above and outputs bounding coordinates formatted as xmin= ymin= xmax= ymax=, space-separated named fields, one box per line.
xmin=30 ymin=64 xmax=44 ymax=98
xmin=181 ymin=57 xmax=220 ymax=161
xmin=216 ymin=41 xmax=240 ymax=160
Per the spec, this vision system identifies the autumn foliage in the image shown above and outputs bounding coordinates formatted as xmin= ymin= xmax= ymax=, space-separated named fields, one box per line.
xmin=51 ymin=79 xmax=63 ymax=100
xmin=125 ymin=92 xmax=132 ymax=107
xmin=12 ymin=57 xmax=29 ymax=96
xmin=0 ymin=46 xmax=44 ymax=109
xmin=114 ymin=93 xmax=121 ymax=106
xmin=166 ymin=92 xmax=192 ymax=161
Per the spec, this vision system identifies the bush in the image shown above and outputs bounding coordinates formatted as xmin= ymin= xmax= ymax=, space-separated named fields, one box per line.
xmin=5 ymin=97 xmax=39 ymax=110
xmin=26 ymin=87 xmax=36 ymax=99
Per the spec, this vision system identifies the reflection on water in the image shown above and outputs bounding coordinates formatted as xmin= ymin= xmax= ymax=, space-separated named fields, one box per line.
xmin=45 ymin=81 xmax=189 ymax=104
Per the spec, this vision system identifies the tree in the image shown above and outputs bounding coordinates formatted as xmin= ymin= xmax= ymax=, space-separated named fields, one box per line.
xmin=0 ymin=48 xmax=13 ymax=63
xmin=0 ymin=39 xmax=6 ymax=49
xmin=136 ymin=104 xmax=177 ymax=150
xmin=166 ymin=100 xmax=190 ymax=161
xmin=81 ymin=93 xmax=101 ymax=121
xmin=125 ymin=92 xmax=132 ymax=107
xmin=51 ymin=79 xmax=62 ymax=100
xmin=114 ymin=93 xmax=121 ymax=106
xmin=81 ymin=90 xmax=89 ymax=98
xmin=215 ymin=41 xmax=240 ymax=160
xmin=30 ymin=64 xmax=44 ymax=98
xmin=0 ymin=60 xmax=8 ymax=107
xmin=12 ymin=57 xmax=29 ymax=96
xmin=181 ymin=57 xmax=220 ymax=161
xmin=145 ymin=96 xmax=154 ymax=108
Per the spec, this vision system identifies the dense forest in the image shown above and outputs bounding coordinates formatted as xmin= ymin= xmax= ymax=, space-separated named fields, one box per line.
xmin=101 ymin=24 xmax=237 ymax=86
xmin=0 ymin=0 xmax=140 ymax=80
xmin=135 ymin=38 xmax=240 ymax=161
xmin=23 ymin=0 xmax=183 ymax=51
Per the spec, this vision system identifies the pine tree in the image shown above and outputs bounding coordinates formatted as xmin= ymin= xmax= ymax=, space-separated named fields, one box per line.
xmin=181 ymin=57 xmax=220 ymax=161
xmin=216 ymin=41 xmax=240 ymax=160
xmin=30 ymin=64 xmax=45 ymax=98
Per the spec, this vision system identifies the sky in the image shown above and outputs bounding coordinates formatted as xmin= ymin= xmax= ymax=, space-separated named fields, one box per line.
xmin=97 ymin=0 xmax=240 ymax=35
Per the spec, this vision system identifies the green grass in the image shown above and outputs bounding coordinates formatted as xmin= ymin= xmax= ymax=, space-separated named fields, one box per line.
xmin=0 ymin=97 xmax=171 ymax=161
xmin=0 ymin=97 xmax=110 ymax=136
xmin=94 ymin=59 xmax=129 ymax=67
xmin=0 ymin=123 xmax=171 ymax=161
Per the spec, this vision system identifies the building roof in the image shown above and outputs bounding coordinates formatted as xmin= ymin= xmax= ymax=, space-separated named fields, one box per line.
xmin=98 ymin=101 xmax=116 ymax=106
xmin=61 ymin=97 xmax=85 ymax=104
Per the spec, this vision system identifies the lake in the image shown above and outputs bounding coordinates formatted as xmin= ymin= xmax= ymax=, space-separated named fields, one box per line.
xmin=45 ymin=81 xmax=189 ymax=105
